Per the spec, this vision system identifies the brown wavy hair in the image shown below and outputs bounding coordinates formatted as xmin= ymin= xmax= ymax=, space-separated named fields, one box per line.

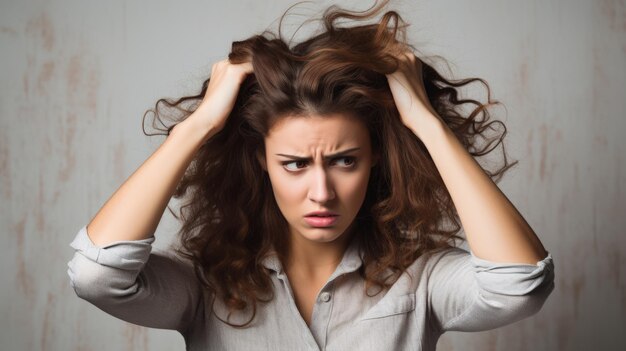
xmin=142 ymin=0 xmax=517 ymax=328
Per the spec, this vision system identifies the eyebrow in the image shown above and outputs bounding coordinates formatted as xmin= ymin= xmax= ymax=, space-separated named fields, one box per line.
xmin=275 ymin=147 xmax=361 ymax=161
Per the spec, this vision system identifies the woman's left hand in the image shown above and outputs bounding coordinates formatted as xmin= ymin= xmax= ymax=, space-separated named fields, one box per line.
xmin=385 ymin=51 xmax=443 ymax=139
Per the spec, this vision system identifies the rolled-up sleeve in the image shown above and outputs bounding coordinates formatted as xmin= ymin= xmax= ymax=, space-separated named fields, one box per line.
xmin=67 ymin=225 xmax=202 ymax=334
xmin=427 ymin=247 xmax=555 ymax=332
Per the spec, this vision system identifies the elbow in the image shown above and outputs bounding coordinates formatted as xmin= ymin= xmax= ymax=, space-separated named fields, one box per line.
xmin=485 ymin=277 xmax=555 ymax=326
xmin=67 ymin=253 xmax=139 ymax=302
xmin=510 ymin=256 xmax=556 ymax=319
xmin=513 ymin=278 xmax=555 ymax=319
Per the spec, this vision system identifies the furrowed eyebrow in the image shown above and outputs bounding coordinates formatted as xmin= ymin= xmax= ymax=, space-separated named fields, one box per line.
xmin=275 ymin=147 xmax=361 ymax=161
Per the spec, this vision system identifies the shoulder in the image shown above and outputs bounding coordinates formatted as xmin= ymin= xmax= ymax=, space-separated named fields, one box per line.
xmin=382 ymin=246 xmax=470 ymax=293
xmin=407 ymin=246 xmax=471 ymax=274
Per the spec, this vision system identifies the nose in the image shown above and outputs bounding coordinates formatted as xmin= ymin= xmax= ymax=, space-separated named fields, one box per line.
xmin=307 ymin=167 xmax=335 ymax=203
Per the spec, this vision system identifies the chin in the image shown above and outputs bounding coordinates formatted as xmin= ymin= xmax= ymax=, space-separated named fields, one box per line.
xmin=295 ymin=223 xmax=350 ymax=243
xmin=305 ymin=231 xmax=344 ymax=243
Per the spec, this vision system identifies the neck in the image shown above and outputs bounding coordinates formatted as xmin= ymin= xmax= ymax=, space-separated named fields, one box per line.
xmin=284 ymin=222 xmax=357 ymax=280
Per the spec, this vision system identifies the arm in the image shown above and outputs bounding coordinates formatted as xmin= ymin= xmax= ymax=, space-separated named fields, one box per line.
xmin=419 ymin=120 xmax=554 ymax=331
xmin=418 ymin=119 xmax=555 ymax=332
xmin=85 ymin=114 xmax=216 ymax=246
xmin=386 ymin=51 xmax=554 ymax=330
xmin=66 ymin=115 xmax=212 ymax=333
xmin=417 ymin=119 xmax=547 ymax=264
xmin=67 ymin=59 xmax=253 ymax=331
xmin=386 ymin=52 xmax=547 ymax=264
xmin=67 ymin=225 xmax=202 ymax=334
xmin=426 ymin=246 xmax=554 ymax=332
xmin=85 ymin=58 xmax=252 ymax=246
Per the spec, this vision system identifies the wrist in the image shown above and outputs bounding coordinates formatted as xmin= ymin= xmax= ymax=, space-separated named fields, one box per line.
xmin=411 ymin=114 xmax=447 ymax=144
xmin=172 ymin=113 xmax=217 ymax=145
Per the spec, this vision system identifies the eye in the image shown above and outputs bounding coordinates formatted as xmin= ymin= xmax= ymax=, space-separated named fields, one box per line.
xmin=281 ymin=160 xmax=308 ymax=172
xmin=332 ymin=156 xmax=357 ymax=168
xmin=281 ymin=157 xmax=357 ymax=172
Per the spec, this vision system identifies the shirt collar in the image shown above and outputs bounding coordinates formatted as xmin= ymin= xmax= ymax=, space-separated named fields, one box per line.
xmin=260 ymin=235 xmax=364 ymax=276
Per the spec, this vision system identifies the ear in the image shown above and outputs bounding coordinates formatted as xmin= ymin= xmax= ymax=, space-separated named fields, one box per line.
xmin=256 ymin=149 xmax=267 ymax=171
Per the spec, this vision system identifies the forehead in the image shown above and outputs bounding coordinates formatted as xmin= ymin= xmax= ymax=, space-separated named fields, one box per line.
xmin=265 ymin=113 xmax=369 ymax=150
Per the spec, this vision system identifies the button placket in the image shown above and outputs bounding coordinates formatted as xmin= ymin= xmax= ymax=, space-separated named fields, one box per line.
xmin=309 ymin=282 xmax=336 ymax=349
xmin=276 ymin=272 xmax=323 ymax=350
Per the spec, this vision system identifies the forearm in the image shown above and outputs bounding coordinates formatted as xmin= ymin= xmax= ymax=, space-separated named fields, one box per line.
xmin=86 ymin=113 xmax=216 ymax=246
xmin=415 ymin=117 xmax=547 ymax=264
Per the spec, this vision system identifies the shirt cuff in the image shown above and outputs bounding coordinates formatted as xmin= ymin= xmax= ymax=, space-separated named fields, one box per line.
xmin=69 ymin=225 xmax=156 ymax=270
xmin=470 ymin=251 xmax=554 ymax=296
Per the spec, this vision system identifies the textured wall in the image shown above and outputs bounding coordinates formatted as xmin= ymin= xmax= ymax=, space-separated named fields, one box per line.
xmin=1 ymin=0 xmax=624 ymax=350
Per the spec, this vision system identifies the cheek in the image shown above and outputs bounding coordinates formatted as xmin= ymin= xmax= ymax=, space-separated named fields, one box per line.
xmin=337 ymin=172 xmax=370 ymax=206
xmin=268 ymin=172 xmax=302 ymax=213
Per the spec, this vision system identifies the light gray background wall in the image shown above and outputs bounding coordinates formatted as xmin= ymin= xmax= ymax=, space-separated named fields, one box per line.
xmin=1 ymin=0 xmax=624 ymax=350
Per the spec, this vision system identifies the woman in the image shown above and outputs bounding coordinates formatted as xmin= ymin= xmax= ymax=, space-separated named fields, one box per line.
xmin=67 ymin=1 xmax=555 ymax=350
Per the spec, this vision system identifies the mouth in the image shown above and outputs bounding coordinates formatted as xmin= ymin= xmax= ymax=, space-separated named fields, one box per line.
xmin=303 ymin=214 xmax=339 ymax=227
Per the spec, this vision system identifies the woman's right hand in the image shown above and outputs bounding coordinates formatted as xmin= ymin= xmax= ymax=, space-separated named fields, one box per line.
xmin=192 ymin=59 xmax=254 ymax=133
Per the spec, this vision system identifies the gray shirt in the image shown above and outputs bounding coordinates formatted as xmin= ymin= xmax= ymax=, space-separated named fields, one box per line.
xmin=67 ymin=224 xmax=555 ymax=350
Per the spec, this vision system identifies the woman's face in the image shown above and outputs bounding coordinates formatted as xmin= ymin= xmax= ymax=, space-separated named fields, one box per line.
xmin=259 ymin=113 xmax=378 ymax=245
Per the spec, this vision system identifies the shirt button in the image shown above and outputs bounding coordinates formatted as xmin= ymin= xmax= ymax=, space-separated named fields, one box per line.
xmin=319 ymin=291 xmax=331 ymax=302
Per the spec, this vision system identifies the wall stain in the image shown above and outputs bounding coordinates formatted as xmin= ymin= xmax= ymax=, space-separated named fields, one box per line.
xmin=606 ymin=246 xmax=622 ymax=288
xmin=532 ymin=309 xmax=550 ymax=349
xmin=22 ymin=71 xmax=29 ymax=97
xmin=592 ymin=48 xmax=610 ymax=118
xmin=66 ymin=54 xmax=82 ymax=100
xmin=592 ymin=200 xmax=599 ymax=255
xmin=518 ymin=60 xmax=529 ymax=98
xmin=0 ymin=129 xmax=11 ymax=200
xmin=593 ymin=134 xmax=609 ymax=150
xmin=526 ymin=128 xmax=534 ymax=182
xmin=57 ymin=111 xmax=77 ymax=183
xmin=41 ymin=292 xmax=56 ymax=351
xmin=65 ymin=50 xmax=101 ymax=111
xmin=25 ymin=12 xmax=54 ymax=51
xmin=56 ymin=47 xmax=101 ymax=184
xmin=15 ymin=216 xmax=35 ymax=300
xmin=123 ymin=324 xmax=149 ymax=351
xmin=0 ymin=26 xmax=18 ymax=35
xmin=573 ymin=162 xmax=580 ymax=192
xmin=23 ymin=53 xmax=35 ymax=99
xmin=539 ymin=123 xmax=548 ymax=182
xmin=113 ymin=139 xmax=126 ymax=183
xmin=571 ymin=272 xmax=585 ymax=319
xmin=36 ymin=171 xmax=46 ymax=234
xmin=515 ymin=34 xmax=537 ymax=103
xmin=555 ymin=275 xmax=576 ymax=351
xmin=483 ymin=330 xmax=497 ymax=351
xmin=87 ymin=67 xmax=99 ymax=112
xmin=599 ymin=0 xmax=626 ymax=33
xmin=37 ymin=60 xmax=55 ymax=96
xmin=74 ymin=305 xmax=94 ymax=351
